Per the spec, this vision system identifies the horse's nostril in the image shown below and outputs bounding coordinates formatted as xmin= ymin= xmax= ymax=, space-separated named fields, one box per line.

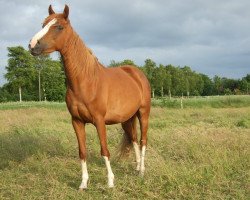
xmin=37 ymin=40 xmax=40 ymax=45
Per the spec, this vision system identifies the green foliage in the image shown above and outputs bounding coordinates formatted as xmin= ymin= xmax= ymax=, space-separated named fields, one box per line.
xmin=1 ymin=46 xmax=250 ymax=102
xmin=109 ymin=59 xmax=136 ymax=67
xmin=41 ymin=60 xmax=66 ymax=101
xmin=0 ymin=46 xmax=66 ymax=102
xmin=200 ymin=74 xmax=213 ymax=95
xmin=110 ymin=59 xmax=250 ymax=97
xmin=5 ymin=46 xmax=36 ymax=87
xmin=0 ymin=84 xmax=14 ymax=102
xmin=4 ymin=46 xmax=37 ymax=101
xmin=236 ymin=119 xmax=249 ymax=128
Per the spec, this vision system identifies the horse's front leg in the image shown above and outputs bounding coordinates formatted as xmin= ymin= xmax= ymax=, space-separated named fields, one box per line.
xmin=95 ymin=117 xmax=114 ymax=188
xmin=72 ymin=118 xmax=89 ymax=190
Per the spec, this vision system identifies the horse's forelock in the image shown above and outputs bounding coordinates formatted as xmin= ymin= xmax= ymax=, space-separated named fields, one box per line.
xmin=43 ymin=13 xmax=68 ymax=27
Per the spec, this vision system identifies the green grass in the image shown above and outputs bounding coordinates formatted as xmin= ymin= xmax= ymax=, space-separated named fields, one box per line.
xmin=0 ymin=101 xmax=66 ymax=111
xmin=152 ymin=95 xmax=250 ymax=109
xmin=0 ymin=99 xmax=249 ymax=199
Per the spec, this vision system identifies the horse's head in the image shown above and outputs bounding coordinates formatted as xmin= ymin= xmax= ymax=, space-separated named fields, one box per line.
xmin=29 ymin=5 xmax=71 ymax=56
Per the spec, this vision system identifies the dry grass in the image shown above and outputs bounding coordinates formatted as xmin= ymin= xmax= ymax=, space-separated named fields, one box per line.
xmin=0 ymin=102 xmax=249 ymax=199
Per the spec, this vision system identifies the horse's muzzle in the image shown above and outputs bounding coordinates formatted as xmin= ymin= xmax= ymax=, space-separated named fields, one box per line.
xmin=29 ymin=41 xmax=43 ymax=56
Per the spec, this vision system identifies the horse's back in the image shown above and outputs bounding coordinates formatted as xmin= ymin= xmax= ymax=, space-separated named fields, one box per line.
xmin=107 ymin=65 xmax=150 ymax=100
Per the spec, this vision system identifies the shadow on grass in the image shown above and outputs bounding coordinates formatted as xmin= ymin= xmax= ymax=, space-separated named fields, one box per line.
xmin=0 ymin=126 xmax=138 ymax=191
xmin=0 ymin=127 xmax=67 ymax=170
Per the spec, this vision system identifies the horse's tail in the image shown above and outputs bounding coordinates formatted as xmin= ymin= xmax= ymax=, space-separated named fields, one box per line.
xmin=118 ymin=132 xmax=133 ymax=159
xmin=117 ymin=116 xmax=137 ymax=159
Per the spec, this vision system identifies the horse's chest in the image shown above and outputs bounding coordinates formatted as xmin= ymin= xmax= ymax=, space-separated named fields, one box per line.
xmin=67 ymin=103 xmax=92 ymax=123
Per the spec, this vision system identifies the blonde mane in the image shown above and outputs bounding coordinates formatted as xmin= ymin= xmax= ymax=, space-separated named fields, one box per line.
xmin=60 ymin=27 xmax=103 ymax=80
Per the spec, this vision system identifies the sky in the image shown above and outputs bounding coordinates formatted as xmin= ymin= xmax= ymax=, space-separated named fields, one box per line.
xmin=0 ymin=0 xmax=250 ymax=86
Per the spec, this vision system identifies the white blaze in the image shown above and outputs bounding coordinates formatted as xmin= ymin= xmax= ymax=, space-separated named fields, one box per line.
xmin=29 ymin=18 xmax=57 ymax=48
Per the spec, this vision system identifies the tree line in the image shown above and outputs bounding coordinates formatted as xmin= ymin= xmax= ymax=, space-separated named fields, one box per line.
xmin=110 ymin=59 xmax=250 ymax=98
xmin=0 ymin=46 xmax=249 ymax=102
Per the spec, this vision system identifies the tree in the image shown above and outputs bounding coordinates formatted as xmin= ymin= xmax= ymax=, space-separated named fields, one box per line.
xmin=2 ymin=45 xmax=66 ymax=102
xmin=221 ymin=78 xmax=240 ymax=94
xmin=240 ymin=74 xmax=250 ymax=94
xmin=143 ymin=59 xmax=157 ymax=98
xmin=41 ymin=60 xmax=66 ymax=101
xmin=0 ymin=84 xmax=13 ymax=102
xmin=152 ymin=65 xmax=166 ymax=97
xmin=34 ymin=55 xmax=51 ymax=101
xmin=109 ymin=59 xmax=136 ymax=67
xmin=213 ymin=75 xmax=223 ymax=95
xmin=4 ymin=46 xmax=36 ymax=102
xmin=193 ymin=74 xmax=204 ymax=96
xmin=200 ymin=74 xmax=213 ymax=96
xmin=169 ymin=67 xmax=186 ymax=96
xmin=165 ymin=65 xmax=175 ymax=98
xmin=181 ymin=66 xmax=192 ymax=96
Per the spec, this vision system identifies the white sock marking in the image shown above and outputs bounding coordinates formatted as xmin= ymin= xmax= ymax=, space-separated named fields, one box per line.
xmin=79 ymin=160 xmax=89 ymax=189
xmin=103 ymin=156 xmax=114 ymax=188
xmin=29 ymin=18 xmax=57 ymax=48
xmin=140 ymin=145 xmax=146 ymax=176
xmin=133 ymin=142 xmax=141 ymax=171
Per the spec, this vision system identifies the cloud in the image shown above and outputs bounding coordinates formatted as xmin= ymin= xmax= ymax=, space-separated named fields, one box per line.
xmin=0 ymin=0 xmax=250 ymax=85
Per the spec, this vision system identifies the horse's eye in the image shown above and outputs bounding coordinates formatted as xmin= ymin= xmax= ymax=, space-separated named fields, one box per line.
xmin=57 ymin=25 xmax=64 ymax=30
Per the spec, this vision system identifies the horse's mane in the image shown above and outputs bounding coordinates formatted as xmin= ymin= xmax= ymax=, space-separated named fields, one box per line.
xmin=61 ymin=27 xmax=103 ymax=80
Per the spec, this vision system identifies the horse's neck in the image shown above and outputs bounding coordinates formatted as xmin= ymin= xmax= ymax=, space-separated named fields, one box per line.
xmin=60 ymin=29 xmax=103 ymax=89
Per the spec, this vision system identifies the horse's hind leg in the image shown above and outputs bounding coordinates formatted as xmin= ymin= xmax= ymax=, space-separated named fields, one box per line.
xmin=137 ymin=107 xmax=150 ymax=176
xmin=121 ymin=115 xmax=141 ymax=171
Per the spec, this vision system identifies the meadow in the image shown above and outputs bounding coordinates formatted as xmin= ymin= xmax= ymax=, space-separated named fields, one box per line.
xmin=0 ymin=96 xmax=249 ymax=199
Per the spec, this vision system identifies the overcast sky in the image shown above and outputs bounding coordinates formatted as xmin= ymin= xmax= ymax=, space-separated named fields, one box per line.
xmin=0 ymin=0 xmax=249 ymax=86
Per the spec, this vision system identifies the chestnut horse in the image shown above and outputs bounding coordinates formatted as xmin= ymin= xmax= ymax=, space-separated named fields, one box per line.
xmin=29 ymin=5 xmax=151 ymax=189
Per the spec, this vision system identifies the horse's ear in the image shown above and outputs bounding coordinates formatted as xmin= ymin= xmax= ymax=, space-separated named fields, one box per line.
xmin=63 ymin=5 xmax=69 ymax=19
xmin=48 ymin=5 xmax=55 ymax=15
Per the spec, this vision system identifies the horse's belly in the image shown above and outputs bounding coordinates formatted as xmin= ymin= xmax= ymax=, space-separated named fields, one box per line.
xmin=104 ymin=110 xmax=137 ymax=124
xmin=104 ymin=97 xmax=140 ymax=124
xmin=104 ymin=74 xmax=142 ymax=124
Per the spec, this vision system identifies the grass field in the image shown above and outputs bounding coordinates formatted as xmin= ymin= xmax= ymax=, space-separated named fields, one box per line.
xmin=0 ymin=97 xmax=249 ymax=199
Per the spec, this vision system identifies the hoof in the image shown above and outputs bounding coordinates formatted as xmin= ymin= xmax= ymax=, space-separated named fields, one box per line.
xmin=108 ymin=180 xmax=114 ymax=188
xmin=79 ymin=181 xmax=88 ymax=190
xmin=108 ymin=173 xmax=114 ymax=188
